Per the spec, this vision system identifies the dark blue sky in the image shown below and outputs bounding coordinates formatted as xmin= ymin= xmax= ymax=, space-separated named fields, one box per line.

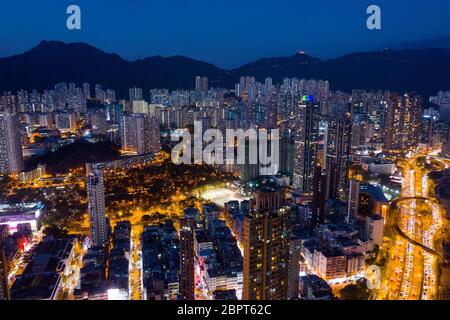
xmin=0 ymin=0 xmax=449 ymax=68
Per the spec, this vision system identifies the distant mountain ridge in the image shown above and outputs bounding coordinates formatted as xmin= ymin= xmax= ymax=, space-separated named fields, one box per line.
xmin=0 ymin=40 xmax=449 ymax=98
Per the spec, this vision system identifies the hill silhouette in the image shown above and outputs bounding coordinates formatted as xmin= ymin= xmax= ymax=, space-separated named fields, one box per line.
xmin=0 ymin=41 xmax=449 ymax=98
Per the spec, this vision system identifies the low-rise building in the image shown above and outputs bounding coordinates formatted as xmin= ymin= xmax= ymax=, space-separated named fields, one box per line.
xmin=299 ymin=274 xmax=334 ymax=300
xmin=0 ymin=202 xmax=45 ymax=233
xmin=10 ymin=236 xmax=75 ymax=300
xmin=314 ymin=248 xmax=347 ymax=280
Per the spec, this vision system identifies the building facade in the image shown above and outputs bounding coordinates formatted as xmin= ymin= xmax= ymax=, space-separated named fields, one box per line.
xmin=243 ymin=189 xmax=290 ymax=300
xmin=0 ymin=112 xmax=24 ymax=175
xmin=179 ymin=212 xmax=195 ymax=300
xmin=293 ymin=97 xmax=320 ymax=193
xmin=86 ymin=163 xmax=108 ymax=248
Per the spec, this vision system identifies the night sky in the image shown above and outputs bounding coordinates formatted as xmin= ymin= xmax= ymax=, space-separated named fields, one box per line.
xmin=0 ymin=0 xmax=449 ymax=68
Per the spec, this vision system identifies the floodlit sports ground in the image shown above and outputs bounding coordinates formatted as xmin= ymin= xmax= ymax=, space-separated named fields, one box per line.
xmin=201 ymin=188 xmax=250 ymax=207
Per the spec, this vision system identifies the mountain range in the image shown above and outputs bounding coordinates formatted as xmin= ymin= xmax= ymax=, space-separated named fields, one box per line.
xmin=0 ymin=40 xmax=449 ymax=98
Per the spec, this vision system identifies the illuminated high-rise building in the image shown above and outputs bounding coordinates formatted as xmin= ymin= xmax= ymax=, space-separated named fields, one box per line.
xmin=242 ymin=188 xmax=290 ymax=300
xmin=278 ymin=93 xmax=296 ymax=120
xmin=347 ymin=179 xmax=361 ymax=222
xmin=287 ymin=238 xmax=301 ymax=300
xmin=279 ymin=129 xmax=295 ymax=177
xmin=83 ymin=83 xmax=91 ymax=99
xmin=129 ymin=86 xmax=143 ymax=102
xmin=0 ymin=245 xmax=10 ymax=300
xmin=293 ymin=96 xmax=320 ymax=193
xmin=383 ymin=93 xmax=422 ymax=151
xmin=179 ymin=211 xmax=195 ymax=300
xmin=420 ymin=107 xmax=440 ymax=147
xmin=120 ymin=113 xmax=160 ymax=154
xmin=89 ymin=112 xmax=108 ymax=135
xmin=311 ymin=165 xmax=327 ymax=226
xmin=238 ymin=136 xmax=260 ymax=183
xmin=95 ymin=84 xmax=105 ymax=102
xmin=86 ymin=163 xmax=108 ymax=248
xmin=325 ymin=113 xmax=352 ymax=200
xmin=195 ymin=76 xmax=208 ymax=92
xmin=106 ymin=89 xmax=116 ymax=102
xmin=0 ymin=111 xmax=24 ymax=175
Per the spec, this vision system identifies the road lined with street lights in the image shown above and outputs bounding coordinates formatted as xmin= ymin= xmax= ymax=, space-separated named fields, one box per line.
xmin=129 ymin=225 xmax=143 ymax=300
xmin=378 ymin=154 xmax=445 ymax=300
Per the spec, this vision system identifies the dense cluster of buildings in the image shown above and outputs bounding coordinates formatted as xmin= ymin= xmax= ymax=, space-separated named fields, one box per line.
xmin=0 ymin=77 xmax=446 ymax=187
xmin=108 ymin=221 xmax=131 ymax=299
xmin=194 ymin=206 xmax=243 ymax=296
xmin=1 ymin=75 xmax=450 ymax=301
xmin=75 ymin=246 xmax=108 ymax=300
xmin=141 ymin=221 xmax=180 ymax=300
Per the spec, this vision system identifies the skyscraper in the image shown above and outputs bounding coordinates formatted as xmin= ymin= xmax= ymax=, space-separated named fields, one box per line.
xmin=242 ymin=188 xmax=290 ymax=300
xmin=293 ymin=96 xmax=320 ymax=193
xmin=86 ymin=163 xmax=108 ymax=248
xmin=311 ymin=165 xmax=327 ymax=226
xmin=195 ymin=76 xmax=208 ymax=92
xmin=238 ymin=136 xmax=260 ymax=183
xmin=347 ymin=179 xmax=361 ymax=222
xmin=106 ymin=89 xmax=116 ymax=102
xmin=95 ymin=84 xmax=105 ymax=101
xmin=325 ymin=113 xmax=352 ymax=200
xmin=0 ymin=111 xmax=24 ymax=175
xmin=120 ymin=113 xmax=161 ymax=155
xmin=129 ymin=86 xmax=143 ymax=102
xmin=383 ymin=93 xmax=422 ymax=151
xmin=83 ymin=83 xmax=91 ymax=99
xmin=0 ymin=245 xmax=10 ymax=300
xmin=280 ymin=129 xmax=295 ymax=177
xmin=179 ymin=211 xmax=195 ymax=300
xmin=287 ymin=238 xmax=301 ymax=300
xmin=420 ymin=107 xmax=440 ymax=147
xmin=89 ymin=111 xmax=108 ymax=135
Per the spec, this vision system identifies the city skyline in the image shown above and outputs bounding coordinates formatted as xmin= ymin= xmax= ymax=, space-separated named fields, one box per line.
xmin=1 ymin=1 xmax=450 ymax=305
xmin=0 ymin=74 xmax=449 ymax=302
xmin=1 ymin=40 xmax=449 ymax=100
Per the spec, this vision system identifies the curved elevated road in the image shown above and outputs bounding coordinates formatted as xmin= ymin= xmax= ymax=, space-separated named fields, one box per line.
xmin=388 ymin=196 xmax=443 ymax=258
